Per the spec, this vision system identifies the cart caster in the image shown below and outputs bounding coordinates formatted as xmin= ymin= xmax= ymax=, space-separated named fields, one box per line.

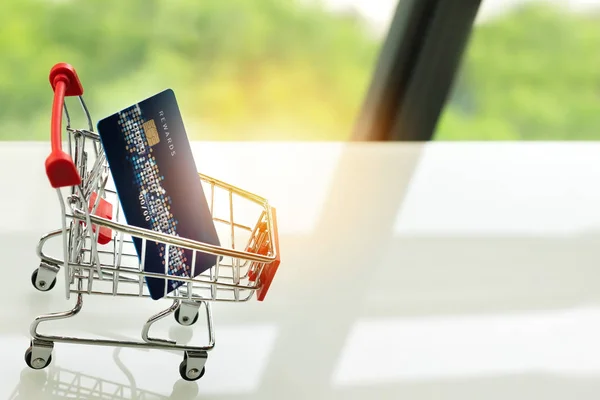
xmin=174 ymin=302 xmax=200 ymax=326
xmin=31 ymin=266 xmax=57 ymax=292
xmin=24 ymin=341 xmax=54 ymax=370
xmin=179 ymin=360 xmax=206 ymax=381
xmin=179 ymin=351 xmax=207 ymax=381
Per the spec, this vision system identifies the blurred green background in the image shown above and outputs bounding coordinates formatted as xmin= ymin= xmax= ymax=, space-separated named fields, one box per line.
xmin=0 ymin=0 xmax=598 ymax=141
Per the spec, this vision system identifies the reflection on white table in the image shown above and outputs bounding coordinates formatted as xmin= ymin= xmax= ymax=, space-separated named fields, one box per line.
xmin=2 ymin=142 xmax=600 ymax=400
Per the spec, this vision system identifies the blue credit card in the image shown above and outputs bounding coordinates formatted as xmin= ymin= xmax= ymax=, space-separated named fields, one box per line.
xmin=97 ymin=89 xmax=220 ymax=300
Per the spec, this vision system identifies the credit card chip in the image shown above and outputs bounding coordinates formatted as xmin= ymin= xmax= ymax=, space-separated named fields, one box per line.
xmin=143 ymin=119 xmax=160 ymax=146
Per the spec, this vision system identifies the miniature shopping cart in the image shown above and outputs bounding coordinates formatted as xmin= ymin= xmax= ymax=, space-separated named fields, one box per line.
xmin=25 ymin=63 xmax=281 ymax=381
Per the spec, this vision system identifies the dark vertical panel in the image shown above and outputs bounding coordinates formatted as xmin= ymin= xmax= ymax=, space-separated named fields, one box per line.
xmin=352 ymin=0 xmax=481 ymax=141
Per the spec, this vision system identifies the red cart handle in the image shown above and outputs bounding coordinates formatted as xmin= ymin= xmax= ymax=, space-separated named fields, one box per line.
xmin=45 ymin=63 xmax=84 ymax=188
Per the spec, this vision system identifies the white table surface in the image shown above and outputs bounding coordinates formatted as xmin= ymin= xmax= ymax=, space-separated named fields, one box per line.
xmin=2 ymin=141 xmax=600 ymax=399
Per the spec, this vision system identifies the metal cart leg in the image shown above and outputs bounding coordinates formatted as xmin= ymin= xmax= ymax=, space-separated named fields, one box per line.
xmin=26 ymin=289 xmax=84 ymax=371
xmin=142 ymin=300 xmax=213 ymax=381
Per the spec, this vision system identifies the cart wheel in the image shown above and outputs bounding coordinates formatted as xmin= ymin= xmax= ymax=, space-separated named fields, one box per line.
xmin=179 ymin=359 xmax=206 ymax=381
xmin=31 ymin=269 xmax=56 ymax=292
xmin=24 ymin=347 xmax=52 ymax=370
xmin=174 ymin=307 xmax=199 ymax=326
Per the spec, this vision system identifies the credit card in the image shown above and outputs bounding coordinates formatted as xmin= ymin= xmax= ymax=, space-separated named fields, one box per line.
xmin=97 ymin=89 xmax=220 ymax=300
